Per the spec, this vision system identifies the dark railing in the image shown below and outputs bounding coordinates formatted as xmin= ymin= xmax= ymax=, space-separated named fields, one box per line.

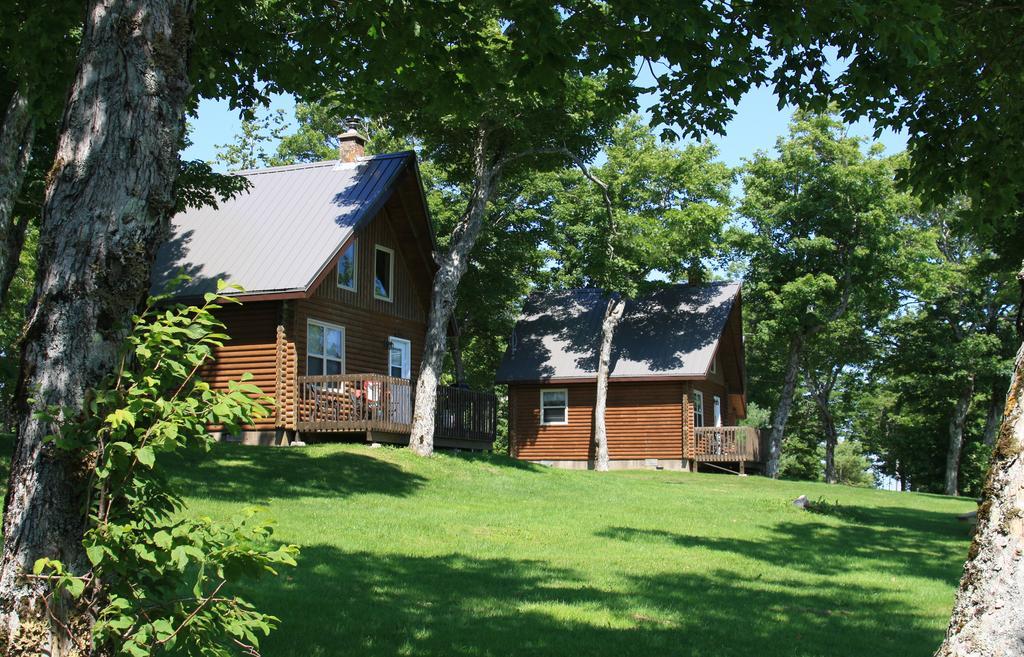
xmin=434 ymin=385 xmax=497 ymax=443
xmin=295 ymin=374 xmax=497 ymax=444
xmin=693 ymin=426 xmax=761 ymax=462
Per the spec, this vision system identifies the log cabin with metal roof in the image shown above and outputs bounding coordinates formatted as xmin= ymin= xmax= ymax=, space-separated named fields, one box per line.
xmin=496 ymin=282 xmax=762 ymax=472
xmin=151 ymin=130 xmax=496 ymax=449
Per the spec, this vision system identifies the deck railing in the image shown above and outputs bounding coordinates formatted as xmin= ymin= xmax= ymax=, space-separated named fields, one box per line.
xmin=435 ymin=385 xmax=497 ymax=442
xmin=296 ymin=374 xmax=412 ymax=433
xmin=295 ymin=374 xmax=497 ymax=444
xmin=693 ymin=425 xmax=761 ymax=462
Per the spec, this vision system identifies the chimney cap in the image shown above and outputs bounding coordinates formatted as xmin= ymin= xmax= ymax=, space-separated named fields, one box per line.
xmin=337 ymin=117 xmax=367 ymax=162
xmin=339 ymin=117 xmax=366 ymax=143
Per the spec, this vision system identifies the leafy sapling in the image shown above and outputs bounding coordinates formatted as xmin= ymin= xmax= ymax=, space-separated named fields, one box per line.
xmin=31 ymin=279 xmax=298 ymax=657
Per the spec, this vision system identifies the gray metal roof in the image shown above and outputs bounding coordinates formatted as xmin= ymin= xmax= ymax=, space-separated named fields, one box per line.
xmin=495 ymin=282 xmax=741 ymax=383
xmin=151 ymin=152 xmax=414 ymax=297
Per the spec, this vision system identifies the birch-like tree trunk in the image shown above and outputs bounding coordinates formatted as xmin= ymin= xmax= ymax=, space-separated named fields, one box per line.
xmin=0 ymin=90 xmax=35 ymax=307
xmin=935 ymin=339 xmax=1024 ymax=656
xmin=0 ymin=1 xmax=195 ymax=652
xmin=765 ymin=335 xmax=803 ymax=477
xmin=945 ymin=376 xmax=975 ymax=496
xmin=592 ymin=296 xmax=625 ymax=471
xmin=409 ymin=128 xmax=500 ymax=456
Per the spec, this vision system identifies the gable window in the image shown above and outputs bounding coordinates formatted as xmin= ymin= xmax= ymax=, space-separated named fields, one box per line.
xmin=337 ymin=239 xmax=357 ymax=291
xmin=374 ymin=245 xmax=394 ymax=302
xmin=710 ymin=356 xmax=717 ymax=375
xmin=693 ymin=390 xmax=705 ymax=428
xmin=388 ymin=337 xmax=411 ymax=379
xmin=540 ymin=389 xmax=568 ymax=425
xmin=307 ymin=320 xmax=344 ymax=376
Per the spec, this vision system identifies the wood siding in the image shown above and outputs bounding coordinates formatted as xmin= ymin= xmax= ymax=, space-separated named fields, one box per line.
xmin=291 ymin=197 xmax=429 ymax=381
xmin=203 ymin=301 xmax=282 ymax=431
xmin=510 ymin=382 xmax=686 ymax=461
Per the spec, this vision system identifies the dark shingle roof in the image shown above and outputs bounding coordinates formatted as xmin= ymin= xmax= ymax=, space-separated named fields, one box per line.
xmin=495 ymin=282 xmax=740 ymax=383
xmin=151 ymin=152 xmax=414 ymax=297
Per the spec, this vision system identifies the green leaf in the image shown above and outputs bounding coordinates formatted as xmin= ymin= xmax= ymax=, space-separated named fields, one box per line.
xmin=153 ymin=530 xmax=172 ymax=550
xmin=64 ymin=576 xmax=85 ymax=598
xmin=136 ymin=445 xmax=156 ymax=468
xmin=86 ymin=545 xmax=104 ymax=566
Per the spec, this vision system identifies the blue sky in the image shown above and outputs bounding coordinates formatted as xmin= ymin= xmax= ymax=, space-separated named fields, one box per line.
xmin=184 ymin=83 xmax=907 ymax=174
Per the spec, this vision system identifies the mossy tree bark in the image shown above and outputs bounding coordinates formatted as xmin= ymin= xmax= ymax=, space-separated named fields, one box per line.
xmin=935 ymin=337 xmax=1024 ymax=656
xmin=0 ymin=1 xmax=195 ymax=653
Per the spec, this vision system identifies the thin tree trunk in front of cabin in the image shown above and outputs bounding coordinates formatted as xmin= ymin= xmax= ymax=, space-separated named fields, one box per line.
xmin=0 ymin=90 xmax=35 ymax=307
xmin=945 ymin=376 xmax=975 ymax=496
xmin=450 ymin=322 xmax=466 ymax=386
xmin=935 ymin=338 xmax=1024 ymax=657
xmin=0 ymin=1 xmax=195 ymax=652
xmin=982 ymin=384 xmax=1004 ymax=449
xmin=593 ymin=295 xmax=625 ymax=472
xmin=765 ymin=334 xmax=803 ymax=478
xmin=409 ymin=128 xmax=500 ymax=456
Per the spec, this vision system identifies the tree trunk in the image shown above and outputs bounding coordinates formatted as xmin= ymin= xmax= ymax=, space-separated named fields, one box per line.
xmin=592 ymin=295 xmax=625 ymax=472
xmin=409 ymin=128 xmax=499 ymax=456
xmin=981 ymin=385 xmax=1004 ymax=449
xmin=805 ymin=368 xmax=839 ymax=484
xmin=765 ymin=335 xmax=803 ymax=478
xmin=0 ymin=1 xmax=195 ymax=653
xmin=0 ymin=90 xmax=35 ymax=307
xmin=935 ymin=340 xmax=1024 ymax=656
xmin=816 ymin=395 xmax=838 ymax=484
xmin=945 ymin=376 xmax=975 ymax=496
xmin=451 ymin=321 xmax=466 ymax=386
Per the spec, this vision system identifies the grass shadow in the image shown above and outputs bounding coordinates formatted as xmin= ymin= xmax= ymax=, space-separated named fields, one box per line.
xmin=166 ymin=444 xmax=426 ymax=503
xmin=598 ymin=501 xmax=970 ymax=586
xmin=240 ymin=544 xmax=947 ymax=657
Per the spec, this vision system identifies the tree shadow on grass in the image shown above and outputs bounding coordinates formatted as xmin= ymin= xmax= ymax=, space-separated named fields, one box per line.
xmin=165 ymin=445 xmax=426 ymax=503
xmin=240 ymin=545 xmax=946 ymax=657
xmin=598 ymin=503 xmax=969 ymax=586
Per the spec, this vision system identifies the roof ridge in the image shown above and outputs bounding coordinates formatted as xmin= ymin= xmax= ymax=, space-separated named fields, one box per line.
xmin=231 ymin=151 xmax=414 ymax=177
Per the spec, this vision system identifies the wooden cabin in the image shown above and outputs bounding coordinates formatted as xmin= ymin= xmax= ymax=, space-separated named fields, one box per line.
xmin=495 ymin=283 xmax=761 ymax=471
xmin=151 ymin=137 xmax=496 ymax=449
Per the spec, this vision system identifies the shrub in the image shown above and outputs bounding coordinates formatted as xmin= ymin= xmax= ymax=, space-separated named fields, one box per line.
xmin=34 ymin=282 xmax=298 ymax=656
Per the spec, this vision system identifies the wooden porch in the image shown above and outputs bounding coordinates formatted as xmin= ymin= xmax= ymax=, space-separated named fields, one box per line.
xmin=692 ymin=425 xmax=763 ymax=472
xmin=295 ymin=373 xmax=497 ymax=448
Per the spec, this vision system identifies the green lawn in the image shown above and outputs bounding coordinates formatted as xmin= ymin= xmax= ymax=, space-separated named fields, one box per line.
xmin=161 ymin=443 xmax=974 ymax=657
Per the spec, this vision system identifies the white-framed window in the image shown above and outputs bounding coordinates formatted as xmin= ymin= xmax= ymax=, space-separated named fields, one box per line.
xmin=307 ymin=319 xmax=345 ymax=376
xmin=540 ymin=388 xmax=568 ymax=425
xmin=713 ymin=395 xmax=722 ymax=427
xmin=710 ymin=356 xmax=717 ymax=374
xmin=337 ymin=239 xmax=357 ymax=291
xmin=693 ymin=390 xmax=705 ymax=428
xmin=388 ymin=336 xmax=411 ymax=379
xmin=374 ymin=245 xmax=394 ymax=302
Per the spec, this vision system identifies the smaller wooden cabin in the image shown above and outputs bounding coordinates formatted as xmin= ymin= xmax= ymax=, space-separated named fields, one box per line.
xmin=495 ymin=283 xmax=760 ymax=471
xmin=151 ymin=142 xmax=496 ymax=448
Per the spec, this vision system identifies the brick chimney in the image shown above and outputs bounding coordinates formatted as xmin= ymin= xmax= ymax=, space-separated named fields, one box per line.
xmin=337 ymin=118 xmax=366 ymax=163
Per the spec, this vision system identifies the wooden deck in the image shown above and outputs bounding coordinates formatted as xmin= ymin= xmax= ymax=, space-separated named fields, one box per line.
xmin=693 ymin=425 xmax=762 ymax=463
xmin=295 ymin=373 xmax=497 ymax=447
